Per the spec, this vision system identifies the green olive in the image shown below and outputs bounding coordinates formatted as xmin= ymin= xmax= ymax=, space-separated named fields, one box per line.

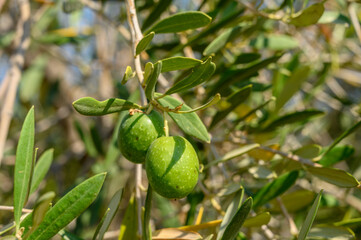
xmin=145 ymin=136 xmax=199 ymax=199
xmin=118 ymin=111 xmax=164 ymax=163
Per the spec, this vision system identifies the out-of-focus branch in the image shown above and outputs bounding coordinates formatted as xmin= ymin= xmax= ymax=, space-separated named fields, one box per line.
xmin=0 ymin=205 xmax=32 ymax=213
xmin=348 ymin=3 xmax=361 ymax=43
xmin=277 ymin=197 xmax=298 ymax=236
xmin=0 ymin=0 xmax=31 ymax=165
xmin=79 ymin=0 xmax=131 ymax=41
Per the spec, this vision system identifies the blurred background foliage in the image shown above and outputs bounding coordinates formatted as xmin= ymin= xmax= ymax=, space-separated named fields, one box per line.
xmin=1 ymin=0 xmax=361 ymax=239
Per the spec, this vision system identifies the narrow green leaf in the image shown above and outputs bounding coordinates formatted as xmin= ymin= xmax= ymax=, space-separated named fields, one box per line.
xmin=146 ymin=11 xmax=212 ymax=34
xmin=155 ymin=93 xmax=210 ymax=142
xmin=30 ymin=149 xmax=54 ymax=195
xmin=249 ymin=34 xmax=299 ymax=50
xmin=27 ymin=173 xmax=106 ymax=240
xmin=121 ymin=66 xmax=135 ymax=85
xmin=334 ymin=218 xmax=361 ymax=227
xmin=319 ymin=145 xmax=354 ymax=167
xmin=145 ymin=61 xmax=162 ymax=101
xmin=178 ymin=94 xmax=220 ymax=114
xmin=136 ymin=32 xmax=155 ymax=56
xmin=318 ymin=11 xmax=350 ymax=25
xmin=243 ymin=212 xmax=271 ymax=228
xmin=25 ymin=192 xmax=56 ymax=237
xmin=143 ymin=185 xmax=153 ymax=240
xmin=205 ymin=144 xmax=259 ymax=169
xmin=203 ymin=26 xmax=241 ymax=55
xmin=269 ymin=190 xmax=315 ymax=213
xmin=324 ymin=120 xmax=361 ymax=155
xmin=293 ymin=144 xmax=322 ymax=159
xmin=253 ymin=171 xmax=299 ymax=208
xmin=118 ymin=195 xmax=138 ymax=240
xmin=220 ymin=197 xmax=253 ymax=240
xmin=92 ymin=209 xmax=109 ymax=240
xmin=306 ymin=166 xmax=359 ymax=188
xmin=275 ymin=65 xmax=310 ymax=111
xmin=298 ymin=190 xmax=323 ymax=240
xmin=165 ymin=57 xmax=216 ymax=95
xmin=233 ymin=53 xmax=261 ymax=65
xmin=93 ymin=189 xmax=123 ymax=240
xmin=210 ymin=85 xmax=252 ymax=129
xmin=72 ymin=97 xmax=142 ymax=116
xmin=308 ymin=226 xmax=355 ymax=240
xmin=261 ymin=110 xmax=324 ymax=132
xmin=143 ymin=62 xmax=154 ymax=87
xmin=160 ymin=57 xmax=202 ymax=72
xmin=14 ymin=106 xmax=35 ymax=230
xmin=289 ymin=3 xmax=325 ymax=27
xmin=217 ymin=189 xmax=244 ymax=240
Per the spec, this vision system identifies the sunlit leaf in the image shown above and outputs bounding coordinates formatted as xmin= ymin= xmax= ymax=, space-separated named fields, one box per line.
xmin=269 ymin=190 xmax=315 ymax=213
xmin=145 ymin=61 xmax=162 ymax=101
xmin=243 ymin=212 xmax=271 ymax=228
xmin=136 ymin=32 xmax=155 ymax=56
xmin=155 ymin=93 xmax=210 ymax=142
xmin=118 ymin=195 xmax=138 ymax=240
xmin=318 ymin=11 xmax=350 ymax=25
xmin=306 ymin=166 xmax=359 ymax=188
xmin=146 ymin=11 xmax=212 ymax=34
xmin=160 ymin=57 xmax=202 ymax=73
xmin=203 ymin=26 xmax=241 ymax=55
xmin=14 ymin=107 xmax=35 ymax=230
xmin=318 ymin=145 xmax=354 ymax=167
xmin=289 ymin=3 xmax=325 ymax=27
xmin=30 ymin=149 xmax=54 ymax=195
xmin=298 ymin=190 xmax=323 ymax=240
xmin=166 ymin=57 xmax=215 ymax=95
xmin=250 ymin=34 xmax=298 ymax=50
xmin=121 ymin=66 xmax=135 ymax=85
xmin=307 ymin=226 xmax=355 ymax=240
xmin=248 ymin=144 xmax=279 ymax=161
xmin=293 ymin=145 xmax=322 ymax=159
xmin=73 ymin=97 xmax=142 ymax=116
xmin=27 ymin=173 xmax=106 ymax=240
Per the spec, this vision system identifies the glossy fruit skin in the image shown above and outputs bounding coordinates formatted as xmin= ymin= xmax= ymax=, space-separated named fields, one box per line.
xmin=145 ymin=136 xmax=199 ymax=199
xmin=118 ymin=111 xmax=164 ymax=163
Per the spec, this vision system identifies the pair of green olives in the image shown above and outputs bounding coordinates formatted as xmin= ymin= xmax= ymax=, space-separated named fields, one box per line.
xmin=117 ymin=111 xmax=199 ymax=199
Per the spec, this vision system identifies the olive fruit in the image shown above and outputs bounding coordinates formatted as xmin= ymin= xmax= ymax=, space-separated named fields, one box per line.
xmin=145 ymin=136 xmax=199 ymax=199
xmin=118 ymin=110 xmax=164 ymax=163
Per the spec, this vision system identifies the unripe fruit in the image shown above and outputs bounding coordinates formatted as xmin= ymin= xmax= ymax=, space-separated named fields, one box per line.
xmin=145 ymin=136 xmax=199 ymax=199
xmin=118 ymin=111 xmax=164 ymax=163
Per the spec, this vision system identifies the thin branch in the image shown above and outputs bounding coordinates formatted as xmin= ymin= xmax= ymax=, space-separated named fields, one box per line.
xmin=0 ymin=0 xmax=31 ymax=165
xmin=276 ymin=197 xmax=298 ymax=236
xmin=125 ymin=0 xmax=147 ymax=238
xmin=0 ymin=205 xmax=32 ymax=213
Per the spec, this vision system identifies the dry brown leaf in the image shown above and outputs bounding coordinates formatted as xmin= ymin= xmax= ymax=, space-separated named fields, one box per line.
xmin=152 ymin=228 xmax=202 ymax=240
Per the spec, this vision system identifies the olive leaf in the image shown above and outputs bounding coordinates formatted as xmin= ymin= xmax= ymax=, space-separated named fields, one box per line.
xmin=73 ymin=97 xmax=142 ymax=116
xmin=136 ymin=32 xmax=155 ymax=56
